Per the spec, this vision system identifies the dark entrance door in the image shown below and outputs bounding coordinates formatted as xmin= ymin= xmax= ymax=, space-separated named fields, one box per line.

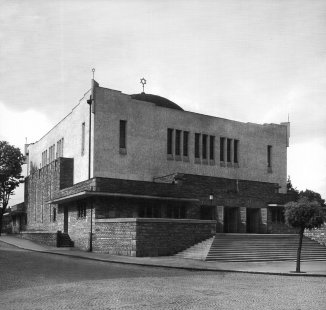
xmin=63 ymin=206 xmax=68 ymax=233
xmin=246 ymin=208 xmax=260 ymax=233
xmin=224 ymin=207 xmax=239 ymax=233
xmin=200 ymin=205 xmax=215 ymax=220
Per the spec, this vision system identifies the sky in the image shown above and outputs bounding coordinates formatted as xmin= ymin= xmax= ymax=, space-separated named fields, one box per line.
xmin=0 ymin=0 xmax=326 ymax=206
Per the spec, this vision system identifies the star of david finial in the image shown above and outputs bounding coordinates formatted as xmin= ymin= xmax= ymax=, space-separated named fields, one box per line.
xmin=140 ymin=78 xmax=146 ymax=93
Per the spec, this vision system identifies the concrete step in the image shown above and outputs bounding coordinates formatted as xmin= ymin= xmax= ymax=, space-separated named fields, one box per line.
xmin=174 ymin=236 xmax=215 ymax=260
xmin=206 ymin=234 xmax=326 ymax=262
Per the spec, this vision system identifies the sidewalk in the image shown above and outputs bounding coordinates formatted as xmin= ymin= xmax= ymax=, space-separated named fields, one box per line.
xmin=1 ymin=235 xmax=325 ymax=277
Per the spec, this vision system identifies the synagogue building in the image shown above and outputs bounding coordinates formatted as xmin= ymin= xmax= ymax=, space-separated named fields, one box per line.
xmin=23 ymin=79 xmax=295 ymax=256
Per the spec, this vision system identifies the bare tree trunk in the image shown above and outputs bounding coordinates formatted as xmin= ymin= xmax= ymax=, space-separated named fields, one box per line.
xmin=296 ymin=228 xmax=304 ymax=272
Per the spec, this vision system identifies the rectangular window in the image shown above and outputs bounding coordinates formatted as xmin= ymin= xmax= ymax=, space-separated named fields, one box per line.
xmin=48 ymin=144 xmax=55 ymax=163
xmin=77 ymin=201 xmax=87 ymax=219
xmin=119 ymin=120 xmax=127 ymax=150
xmin=167 ymin=128 xmax=173 ymax=155
xmin=56 ymin=140 xmax=60 ymax=158
xmin=139 ymin=204 xmax=160 ymax=218
xmin=202 ymin=134 xmax=207 ymax=159
xmin=175 ymin=130 xmax=181 ymax=156
xmin=234 ymin=139 xmax=239 ymax=163
xmin=220 ymin=137 xmax=225 ymax=161
xmin=81 ymin=122 xmax=85 ymax=155
xmin=209 ymin=136 xmax=215 ymax=160
xmin=272 ymin=208 xmax=284 ymax=223
xmin=60 ymin=138 xmax=64 ymax=157
xmin=57 ymin=138 xmax=64 ymax=158
xmin=166 ymin=205 xmax=186 ymax=219
xmin=267 ymin=145 xmax=272 ymax=167
xmin=53 ymin=207 xmax=57 ymax=222
xmin=227 ymin=138 xmax=232 ymax=162
xmin=42 ymin=150 xmax=48 ymax=167
xmin=183 ymin=131 xmax=189 ymax=157
xmin=195 ymin=133 xmax=200 ymax=159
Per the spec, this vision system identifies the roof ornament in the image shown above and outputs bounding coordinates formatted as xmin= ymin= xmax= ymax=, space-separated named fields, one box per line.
xmin=140 ymin=77 xmax=146 ymax=93
xmin=92 ymin=68 xmax=95 ymax=79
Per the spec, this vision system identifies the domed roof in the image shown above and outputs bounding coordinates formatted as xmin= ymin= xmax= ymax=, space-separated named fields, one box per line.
xmin=130 ymin=93 xmax=183 ymax=111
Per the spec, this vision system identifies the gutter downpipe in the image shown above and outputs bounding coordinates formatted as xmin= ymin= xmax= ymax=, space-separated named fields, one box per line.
xmin=87 ymin=81 xmax=94 ymax=252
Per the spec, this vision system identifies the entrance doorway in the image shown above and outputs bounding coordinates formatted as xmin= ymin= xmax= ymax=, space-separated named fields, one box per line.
xmin=223 ymin=207 xmax=239 ymax=233
xmin=63 ymin=206 xmax=68 ymax=233
xmin=200 ymin=205 xmax=215 ymax=220
xmin=246 ymin=208 xmax=260 ymax=233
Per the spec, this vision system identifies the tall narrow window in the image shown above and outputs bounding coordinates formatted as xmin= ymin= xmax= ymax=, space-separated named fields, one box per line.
xmin=53 ymin=207 xmax=57 ymax=222
xmin=220 ymin=137 xmax=225 ymax=161
xmin=234 ymin=140 xmax=239 ymax=163
xmin=167 ymin=128 xmax=173 ymax=155
xmin=183 ymin=131 xmax=189 ymax=157
xmin=60 ymin=138 xmax=64 ymax=157
xmin=209 ymin=136 xmax=215 ymax=160
xmin=78 ymin=201 xmax=87 ymax=219
xmin=195 ymin=133 xmax=200 ymax=159
xmin=119 ymin=120 xmax=127 ymax=152
xmin=267 ymin=145 xmax=272 ymax=167
xmin=57 ymin=138 xmax=64 ymax=158
xmin=175 ymin=130 xmax=181 ymax=156
xmin=81 ymin=122 xmax=85 ymax=155
xmin=227 ymin=139 xmax=232 ymax=162
xmin=202 ymin=134 xmax=207 ymax=159
xmin=56 ymin=140 xmax=60 ymax=158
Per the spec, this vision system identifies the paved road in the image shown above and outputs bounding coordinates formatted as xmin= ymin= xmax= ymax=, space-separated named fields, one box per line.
xmin=1 ymin=241 xmax=325 ymax=310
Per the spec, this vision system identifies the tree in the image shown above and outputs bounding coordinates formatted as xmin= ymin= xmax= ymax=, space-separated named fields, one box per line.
xmin=299 ymin=189 xmax=325 ymax=208
xmin=284 ymin=197 xmax=325 ymax=272
xmin=0 ymin=141 xmax=25 ymax=235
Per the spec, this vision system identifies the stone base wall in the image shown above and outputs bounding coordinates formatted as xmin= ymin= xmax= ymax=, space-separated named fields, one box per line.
xmin=93 ymin=218 xmax=216 ymax=257
xmin=136 ymin=219 xmax=216 ymax=256
xmin=93 ymin=220 xmax=137 ymax=255
xmin=305 ymin=225 xmax=326 ymax=246
xmin=20 ymin=231 xmax=58 ymax=247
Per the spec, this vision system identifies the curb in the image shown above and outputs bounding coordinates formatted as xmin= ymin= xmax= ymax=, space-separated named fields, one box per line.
xmin=1 ymin=239 xmax=325 ymax=278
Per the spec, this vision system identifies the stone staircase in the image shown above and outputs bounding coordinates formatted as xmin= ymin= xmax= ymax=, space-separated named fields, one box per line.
xmin=175 ymin=234 xmax=326 ymax=262
xmin=57 ymin=232 xmax=74 ymax=247
xmin=206 ymin=234 xmax=326 ymax=262
xmin=175 ymin=236 xmax=215 ymax=260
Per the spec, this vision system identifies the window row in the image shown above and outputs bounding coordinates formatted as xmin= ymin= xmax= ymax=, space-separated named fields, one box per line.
xmin=167 ymin=128 xmax=189 ymax=158
xmin=220 ymin=137 xmax=239 ymax=164
xmin=167 ymin=128 xmax=239 ymax=165
xmin=41 ymin=137 xmax=64 ymax=168
xmin=138 ymin=205 xmax=186 ymax=219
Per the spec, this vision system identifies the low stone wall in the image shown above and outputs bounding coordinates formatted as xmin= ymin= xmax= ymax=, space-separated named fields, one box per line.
xmin=136 ymin=219 xmax=216 ymax=257
xmin=93 ymin=218 xmax=216 ymax=257
xmin=20 ymin=231 xmax=58 ymax=247
xmin=93 ymin=219 xmax=137 ymax=256
xmin=305 ymin=225 xmax=326 ymax=246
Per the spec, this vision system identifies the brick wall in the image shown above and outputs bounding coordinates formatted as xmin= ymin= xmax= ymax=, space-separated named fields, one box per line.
xmin=20 ymin=231 xmax=58 ymax=247
xmin=61 ymin=203 xmax=92 ymax=250
xmin=93 ymin=218 xmax=216 ymax=257
xmin=25 ymin=157 xmax=74 ymax=232
xmin=305 ymin=225 xmax=326 ymax=245
xmin=136 ymin=219 xmax=216 ymax=256
xmin=93 ymin=220 xmax=137 ymax=255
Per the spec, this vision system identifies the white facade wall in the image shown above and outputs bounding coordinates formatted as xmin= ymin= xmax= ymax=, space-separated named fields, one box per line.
xmin=27 ymin=90 xmax=92 ymax=184
xmin=93 ymin=87 xmax=289 ymax=193
xmin=26 ymin=83 xmax=289 ymax=193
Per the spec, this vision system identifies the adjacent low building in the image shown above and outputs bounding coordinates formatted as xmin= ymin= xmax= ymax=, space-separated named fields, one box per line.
xmin=23 ymin=79 xmax=296 ymax=256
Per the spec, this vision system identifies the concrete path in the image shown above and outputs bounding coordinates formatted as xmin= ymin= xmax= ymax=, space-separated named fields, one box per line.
xmin=1 ymin=235 xmax=325 ymax=276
